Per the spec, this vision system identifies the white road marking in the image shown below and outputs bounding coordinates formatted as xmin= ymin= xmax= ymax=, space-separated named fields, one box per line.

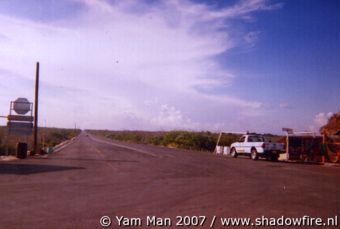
xmin=91 ymin=144 xmax=116 ymax=170
xmin=89 ymin=136 xmax=159 ymax=158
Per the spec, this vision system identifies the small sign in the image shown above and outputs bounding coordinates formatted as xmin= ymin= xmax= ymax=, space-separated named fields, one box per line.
xmin=13 ymin=98 xmax=31 ymax=115
xmin=7 ymin=115 xmax=34 ymax=122
xmin=7 ymin=121 xmax=33 ymax=135
xmin=282 ymin=128 xmax=293 ymax=134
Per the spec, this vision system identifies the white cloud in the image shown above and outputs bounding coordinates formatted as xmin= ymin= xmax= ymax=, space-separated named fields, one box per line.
xmin=314 ymin=112 xmax=333 ymax=127
xmin=0 ymin=32 xmax=7 ymax=41
xmin=151 ymin=104 xmax=196 ymax=130
xmin=0 ymin=0 xmax=282 ymax=131
xmin=309 ymin=112 xmax=333 ymax=132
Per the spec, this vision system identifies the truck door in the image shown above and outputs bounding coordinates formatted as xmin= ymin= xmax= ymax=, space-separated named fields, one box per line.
xmin=236 ymin=136 xmax=246 ymax=153
xmin=244 ymin=135 xmax=254 ymax=153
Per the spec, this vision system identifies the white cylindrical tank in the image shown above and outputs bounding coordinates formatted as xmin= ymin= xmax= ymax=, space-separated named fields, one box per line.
xmin=223 ymin=146 xmax=230 ymax=155
xmin=216 ymin=146 xmax=223 ymax=154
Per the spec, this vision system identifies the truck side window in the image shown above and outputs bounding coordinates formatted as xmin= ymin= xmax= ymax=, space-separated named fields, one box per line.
xmin=239 ymin=136 xmax=245 ymax=142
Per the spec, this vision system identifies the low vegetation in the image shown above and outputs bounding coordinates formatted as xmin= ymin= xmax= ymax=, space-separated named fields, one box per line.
xmin=87 ymin=130 xmax=282 ymax=152
xmin=0 ymin=126 xmax=80 ymax=155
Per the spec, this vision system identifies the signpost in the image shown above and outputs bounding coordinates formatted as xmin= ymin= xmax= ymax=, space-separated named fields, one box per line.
xmin=13 ymin=98 xmax=31 ymax=115
xmin=7 ymin=115 xmax=34 ymax=122
xmin=6 ymin=97 xmax=33 ymax=158
xmin=7 ymin=122 xmax=33 ymax=135
xmin=7 ymin=98 xmax=33 ymax=136
xmin=1 ymin=62 xmax=40 ymax=157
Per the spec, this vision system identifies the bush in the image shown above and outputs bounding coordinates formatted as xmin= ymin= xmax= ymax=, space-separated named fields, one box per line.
xmin=88 ymin=130 xmax=222 ymax=152
xmin=0 ymin=126 xmax=80 ymax=154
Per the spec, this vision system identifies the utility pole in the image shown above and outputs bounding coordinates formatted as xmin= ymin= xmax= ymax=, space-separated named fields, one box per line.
xmin=32 ymin=62 xmax=39 ymax=155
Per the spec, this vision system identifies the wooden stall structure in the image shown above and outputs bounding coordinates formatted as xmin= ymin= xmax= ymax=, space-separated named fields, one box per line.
xmin=282 ymin=129 xmax=323 ymax=163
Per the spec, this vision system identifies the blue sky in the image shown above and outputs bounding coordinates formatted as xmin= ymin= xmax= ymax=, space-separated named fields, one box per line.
xmin=0 ymin=0 xmax=339 ymax=134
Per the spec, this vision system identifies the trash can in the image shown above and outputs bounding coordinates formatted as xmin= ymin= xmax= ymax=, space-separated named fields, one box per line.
xmin=216 ymin=146 xmax=223 ymax=154
xmin=17 ymin=142 xmax=28 ymax=159
xmin=46 ymin=147 xmax=53 ymax=154
xmin=223 ymin=146 xmax=230 ymax=155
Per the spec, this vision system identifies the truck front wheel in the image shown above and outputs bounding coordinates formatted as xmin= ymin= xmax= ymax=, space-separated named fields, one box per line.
xmin=231 ymin=148 xmax=238 ymax=158
xmin=251 ymin=148 xmax=259 ymax=160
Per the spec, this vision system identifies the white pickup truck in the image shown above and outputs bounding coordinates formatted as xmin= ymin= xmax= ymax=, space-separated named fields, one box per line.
xmin=230 ymin=134 xmax=285 ymax=161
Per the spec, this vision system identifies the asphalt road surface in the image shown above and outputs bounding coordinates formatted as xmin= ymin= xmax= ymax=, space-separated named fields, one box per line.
xmin=0 ymin=132 xmax=339 ymax=229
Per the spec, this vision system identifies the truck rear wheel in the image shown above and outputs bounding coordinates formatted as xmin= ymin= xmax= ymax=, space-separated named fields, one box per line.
xmin=231 ymin=148 xmax=238 ymax=158
xmin=251 ymin=148 xmax=259 ymax=160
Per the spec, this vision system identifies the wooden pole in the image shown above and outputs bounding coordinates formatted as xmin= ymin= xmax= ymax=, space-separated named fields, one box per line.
xmin=286 ymin=133 xmax=289 ymax=161
xmin=214 ymin=132 xmax=223 ymax=154
xmin=32 ymin=62 xmax=39 ymax=155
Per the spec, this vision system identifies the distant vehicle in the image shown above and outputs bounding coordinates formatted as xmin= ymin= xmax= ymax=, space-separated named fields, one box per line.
xmin=230 ymin=134 xmax=285 ymax=161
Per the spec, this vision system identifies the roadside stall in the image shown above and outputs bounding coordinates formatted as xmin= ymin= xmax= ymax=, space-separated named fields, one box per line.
xmin=282 ymin=129 xmax=323 ymax=163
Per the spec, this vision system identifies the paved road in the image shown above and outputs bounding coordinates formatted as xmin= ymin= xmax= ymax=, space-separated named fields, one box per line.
xmin=0 ymin=133 xmax=339 ymax=228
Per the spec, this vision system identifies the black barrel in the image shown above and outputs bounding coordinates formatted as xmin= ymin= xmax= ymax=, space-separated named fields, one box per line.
xmin=17 ymin=142 xmax=28 ymax=159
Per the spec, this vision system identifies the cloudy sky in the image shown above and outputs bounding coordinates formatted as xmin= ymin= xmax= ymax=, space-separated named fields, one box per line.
xmin=0 ymin=0 xmax=339 ymax=134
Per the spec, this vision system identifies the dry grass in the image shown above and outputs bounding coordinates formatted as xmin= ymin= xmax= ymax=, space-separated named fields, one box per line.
xmin=87 ymin=129 xmax=283 ymax=152
xmin=0 ymin=126 xmax=80 ymax=155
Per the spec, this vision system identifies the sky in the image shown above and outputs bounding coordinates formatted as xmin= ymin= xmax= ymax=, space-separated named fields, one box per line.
xmin=0 ymin=0 xmax=339 ymax=134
